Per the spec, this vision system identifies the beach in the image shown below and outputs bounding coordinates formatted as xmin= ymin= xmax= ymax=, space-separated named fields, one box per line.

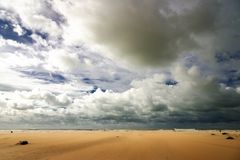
xmin=0 ymin=130 xmax=239 ymax=160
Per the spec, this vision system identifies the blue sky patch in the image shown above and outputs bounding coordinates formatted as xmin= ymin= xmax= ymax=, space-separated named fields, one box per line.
xmin=35 ymin=31 xmax=49 ymax=40
xmin=82 ymin=78 xmax=95 ymax=85
xmin=219 ymin=69 xmax=240 ymax=87
xmin=215 ymin=51 xmax=240 ymax=63
xmin=87 ymin=86 xmax=106 ymax=94
xmin=0 ymin=19 xmax=33 ymax=44
xmin=21 ymin=71 xmax=67 ymax=84
xmin=165 ymin=79 xmax=178 ymax=86
xmin=82 ymin=77 xmax=115 ymax=85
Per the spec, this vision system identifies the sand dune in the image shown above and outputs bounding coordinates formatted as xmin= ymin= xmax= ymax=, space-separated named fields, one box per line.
xmin=0 ymin=130 xmax=239 ymax=160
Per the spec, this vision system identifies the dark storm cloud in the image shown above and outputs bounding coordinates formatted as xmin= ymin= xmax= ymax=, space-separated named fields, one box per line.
xmin=80 ymin=0 xmax=239 ymax=65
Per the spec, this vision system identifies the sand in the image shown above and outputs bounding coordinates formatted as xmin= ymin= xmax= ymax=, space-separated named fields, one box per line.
xmin=0 ymin=130 xmax=239 ymax=160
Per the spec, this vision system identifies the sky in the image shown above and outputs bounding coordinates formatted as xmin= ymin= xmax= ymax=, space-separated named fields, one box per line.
xmin=0 ymin=0 xmax=240 ymax=129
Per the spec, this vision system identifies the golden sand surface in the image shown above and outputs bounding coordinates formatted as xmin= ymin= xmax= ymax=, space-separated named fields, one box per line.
xmin=0 ymin=130 xmax=239 ymax=160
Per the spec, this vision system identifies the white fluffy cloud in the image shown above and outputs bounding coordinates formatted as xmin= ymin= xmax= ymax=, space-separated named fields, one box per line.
xmin=0 ymin=0 xmax=63 ymax=38
xmin=46 ymin=49 xmax=81 ymax=72
xmin=1 ymin=64 xmax=239 ymax=128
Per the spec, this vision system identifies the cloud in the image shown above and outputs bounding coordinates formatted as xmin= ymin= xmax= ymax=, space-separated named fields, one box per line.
xmin=0 ymin=32 xmax=139 ymax=94
xmin=0 ymin=0 xmax=240 ymax=129
xmin=1 ymin=89 xmax=72 ymax=110
xmin=1 ymin=0 xmax=239 ymax=66
xmin=52 ymin=0 xmax=240 ymax=65
xmin=0 ymin=0 xmax=64 ymax=47
xmin=21 ymin=71 xmax=67 ymax=84
xmin=1 ymin=64 xmax=239 ymax=129
xmin=46 ymin=49 xmax=81 ymax=72
xmin=77 ymin=64 xmax=240 ymax=127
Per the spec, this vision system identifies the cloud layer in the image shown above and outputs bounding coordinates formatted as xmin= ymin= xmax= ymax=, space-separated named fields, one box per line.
xmin=54 ymin=0 xmax=240 ymax=65
xmin=0 ymin=0 xmax=240 ymax=129
xmin=1 ymin=64 xmax=240 ymax=129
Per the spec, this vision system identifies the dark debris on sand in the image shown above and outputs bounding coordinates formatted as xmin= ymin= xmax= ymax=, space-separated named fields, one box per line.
xmin=226 ymin=136 xmax=234 ymax=140
xmin=16 ymin=140 xmax=29 ymax=145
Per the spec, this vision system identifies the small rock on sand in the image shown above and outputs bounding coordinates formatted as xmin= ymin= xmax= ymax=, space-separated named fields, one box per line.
xmin=17 ymin=140 xmax=29 ymax=145
xmin=226 ymin=136 xmax=234 ymax=140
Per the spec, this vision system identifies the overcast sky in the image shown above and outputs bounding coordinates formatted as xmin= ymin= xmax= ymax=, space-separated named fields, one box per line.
xmin=0 ymin=0 xmax=240 ymax=129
